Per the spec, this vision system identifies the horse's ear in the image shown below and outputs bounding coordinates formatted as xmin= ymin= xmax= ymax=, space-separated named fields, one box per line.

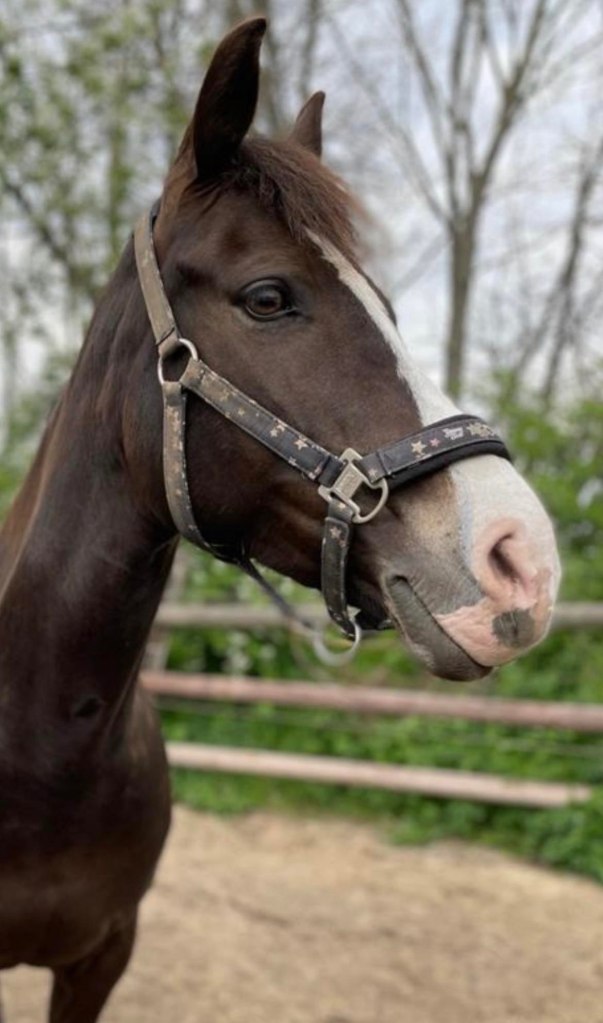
xmin=192 ymin=17 xmax=266 ymax=181
xmin=288 ymin=92 xmax=325 ymax=157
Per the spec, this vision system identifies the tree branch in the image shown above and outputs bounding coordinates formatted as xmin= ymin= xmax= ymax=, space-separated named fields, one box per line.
xmin=0 ymin=171 xmax=97 ymax=300
xmin=324 ymin=9 xmax=448 ymax=224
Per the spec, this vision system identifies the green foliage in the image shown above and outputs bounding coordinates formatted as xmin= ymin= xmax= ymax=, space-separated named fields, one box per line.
xmin=494 ymin=380 xmax=603 ymax=603
xmin=0 ymin=350 xmax=76 ymax=515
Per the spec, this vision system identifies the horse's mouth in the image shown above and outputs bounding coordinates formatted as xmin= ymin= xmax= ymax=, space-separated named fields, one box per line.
xmin=383 ymin=576 xmax=490 ymax=682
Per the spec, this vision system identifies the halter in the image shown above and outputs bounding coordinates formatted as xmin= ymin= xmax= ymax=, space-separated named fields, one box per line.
xmin=134 ymin=207 xmax=511 ymax=659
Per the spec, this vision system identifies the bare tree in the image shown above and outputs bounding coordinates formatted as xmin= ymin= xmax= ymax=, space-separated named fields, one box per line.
xmin=505 ymin=135 xmax=603 ymax=407
xmin=328 ymin=0 xmax=603 ymax=399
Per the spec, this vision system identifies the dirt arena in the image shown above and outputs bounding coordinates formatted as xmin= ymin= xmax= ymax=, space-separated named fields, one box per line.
xmin=4 ymin=805 xmax=603 ymax=1023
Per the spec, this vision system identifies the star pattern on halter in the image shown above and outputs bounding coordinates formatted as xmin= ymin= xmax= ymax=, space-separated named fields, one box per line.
xmin=411 ymin=440 xmax=427 ymax=456
xmin=329 ymin=524 xmax=347 ymax=549
xmin=468 ymin=422 xmax=495 ymax=438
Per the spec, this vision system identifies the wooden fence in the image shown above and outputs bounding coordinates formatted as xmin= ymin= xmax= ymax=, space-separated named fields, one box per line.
xmin=146 ymin=600 xmax=603 ymax=811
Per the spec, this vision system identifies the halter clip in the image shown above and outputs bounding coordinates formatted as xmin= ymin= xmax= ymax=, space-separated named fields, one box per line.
xmin=318 ymin=448 xmax=389 ymax=524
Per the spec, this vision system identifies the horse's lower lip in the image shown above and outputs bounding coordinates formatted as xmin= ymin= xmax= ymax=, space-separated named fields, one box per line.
xmin=384 ymin=576 xmax=490 ymax=682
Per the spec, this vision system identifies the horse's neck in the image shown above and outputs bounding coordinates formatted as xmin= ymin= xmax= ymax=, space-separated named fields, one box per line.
xmin=0 ymin=254 xmax=176 ymax=738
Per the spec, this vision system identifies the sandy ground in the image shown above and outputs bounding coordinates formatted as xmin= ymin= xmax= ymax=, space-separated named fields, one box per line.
xmin=4 ymin=805 xmax=603 ymax=1023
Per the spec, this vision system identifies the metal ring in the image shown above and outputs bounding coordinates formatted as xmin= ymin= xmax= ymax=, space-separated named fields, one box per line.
xmin=311 ymin=617 xmax=362 ymax=666
xmin=157 ymin=337 xmax=199 ymax=385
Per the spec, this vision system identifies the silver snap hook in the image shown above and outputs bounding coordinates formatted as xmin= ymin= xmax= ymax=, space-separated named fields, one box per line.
xmin=318 ymin=448 xmax=389 ymax=524
xmin=311 ymin=616 xmax=362 ymax=666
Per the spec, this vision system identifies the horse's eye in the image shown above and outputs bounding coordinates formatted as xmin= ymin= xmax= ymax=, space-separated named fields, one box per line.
xmin=241 ymin=280 xmax=294 ymax=321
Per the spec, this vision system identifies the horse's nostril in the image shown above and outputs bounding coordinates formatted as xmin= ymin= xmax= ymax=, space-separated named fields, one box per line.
xmin=477 ymin=522 xmax=541 ymax=610
xmin=488 ymin=536 xmax=518 ymax=584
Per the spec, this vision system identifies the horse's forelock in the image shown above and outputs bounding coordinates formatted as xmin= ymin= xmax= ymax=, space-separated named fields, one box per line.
xmin=172 ymin=135 xmax=359 ymax=260
xmin=236 ymin=137 xmax=358 ymax=256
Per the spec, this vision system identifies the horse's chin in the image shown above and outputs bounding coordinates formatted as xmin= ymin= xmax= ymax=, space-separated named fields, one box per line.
xmin=383 ymin=576 xmax=490 ymax=682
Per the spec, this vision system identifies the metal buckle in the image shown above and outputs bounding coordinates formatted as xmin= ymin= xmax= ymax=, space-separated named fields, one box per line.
xmin=157 ymin=337 xmax=199 ymax=385
xmin=318 ymin=448 xmax=389 ymax=524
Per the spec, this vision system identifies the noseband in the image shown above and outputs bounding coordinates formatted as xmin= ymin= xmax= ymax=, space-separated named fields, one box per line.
xmin=134 ymin=207 xmax=510 ymax=658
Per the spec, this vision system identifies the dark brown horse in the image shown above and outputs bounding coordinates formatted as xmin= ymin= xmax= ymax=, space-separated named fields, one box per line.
xmin=0 ymin=18 xmax=560 ymax=1022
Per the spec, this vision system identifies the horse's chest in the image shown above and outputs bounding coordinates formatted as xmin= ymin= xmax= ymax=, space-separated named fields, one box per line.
xmin=0 ymin=853 xmax=124 ymax=967
xmin=0 ymin=818 xmax=164 ymax=968
xmin=0 ymin=746 xmax=171 ymax=968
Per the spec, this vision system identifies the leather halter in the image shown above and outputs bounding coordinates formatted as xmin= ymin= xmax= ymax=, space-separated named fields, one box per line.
xmin=134 ymin=206 xmax=511 ymax=656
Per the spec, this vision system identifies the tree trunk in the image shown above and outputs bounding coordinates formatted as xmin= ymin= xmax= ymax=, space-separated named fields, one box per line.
xmin=445 ymin=222 xmax=474 ymax=400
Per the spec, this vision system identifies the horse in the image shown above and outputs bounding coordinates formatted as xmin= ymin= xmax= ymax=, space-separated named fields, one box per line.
xmin=0 ymin=17 xmax=560 ymax=1022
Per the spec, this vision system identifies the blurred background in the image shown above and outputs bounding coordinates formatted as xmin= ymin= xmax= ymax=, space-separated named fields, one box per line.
xmin=1 ymin=0 xmax=603 ymax=882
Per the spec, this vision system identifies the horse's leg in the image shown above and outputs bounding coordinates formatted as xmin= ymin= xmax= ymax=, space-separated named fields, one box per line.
xmin=0 ymin=976 xmax=5 ymax=1023
xmin=48 ymin=915 xmax=137 ymax=1023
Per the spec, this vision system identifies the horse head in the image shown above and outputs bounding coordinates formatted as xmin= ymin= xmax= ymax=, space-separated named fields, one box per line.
xmin=132 ymin=18 xmax=560 ymax=680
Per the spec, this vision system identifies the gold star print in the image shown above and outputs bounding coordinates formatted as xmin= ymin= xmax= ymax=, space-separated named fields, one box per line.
xmin=330 ymin=526 xmax=343 ymax=540
xmin=411 ymin=440 xmax=426 ymax=455
xmin=294 ymin=438 xmax=308 ymax=450
xmin=468 ymin=422 xmax=492 ymax=437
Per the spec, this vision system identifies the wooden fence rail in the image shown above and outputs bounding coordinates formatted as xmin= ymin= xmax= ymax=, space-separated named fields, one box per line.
xmin=144 ymin=670 xmax=603 ymax=733
xmin=154 ymin=601 xmax=603 ymax=632
xmin=165 ymin=742 xmax=592 ymax=809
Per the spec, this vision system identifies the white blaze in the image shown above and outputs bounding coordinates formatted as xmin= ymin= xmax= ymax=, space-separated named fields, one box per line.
xmin=312 ymin=234 xmax=458 ymax=424
xmin=313 ymin=234 xmax=561 ymax=608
